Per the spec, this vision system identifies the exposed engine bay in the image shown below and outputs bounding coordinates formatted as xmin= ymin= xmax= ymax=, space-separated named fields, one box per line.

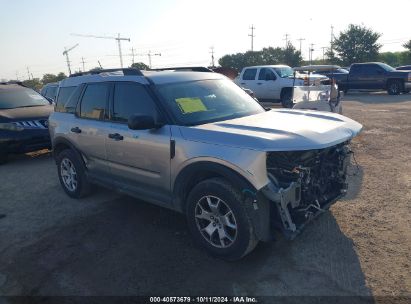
xmin=263 ymin=142 xmax=352 ymax=237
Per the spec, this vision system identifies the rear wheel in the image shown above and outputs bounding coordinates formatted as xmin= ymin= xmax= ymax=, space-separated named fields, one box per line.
xmin=281 ymin=89 xmax=293 ymax=108
xmin=56 ymin=149 xmax=91 ymax=198
xmin=387 ymin=80 xmax=402 ymax=95
xmin=186 ymin=178 xmax=258 ymax=260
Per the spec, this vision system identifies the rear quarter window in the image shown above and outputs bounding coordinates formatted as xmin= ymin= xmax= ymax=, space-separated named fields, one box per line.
xmin=55 ymin=86 xmax=76 ymax=112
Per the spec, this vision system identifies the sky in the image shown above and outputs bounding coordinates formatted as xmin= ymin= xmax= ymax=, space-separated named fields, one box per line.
xmin=0 ymin=0 xmax=410 ymax=80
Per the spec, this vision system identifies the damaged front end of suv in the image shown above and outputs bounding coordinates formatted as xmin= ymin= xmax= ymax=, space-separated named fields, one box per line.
xmin=261 ymin=142 xmax=353 ymax=239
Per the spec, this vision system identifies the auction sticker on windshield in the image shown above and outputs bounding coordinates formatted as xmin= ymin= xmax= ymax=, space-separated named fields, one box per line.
xmin=176 ymin=97 xmax=207 ymax=114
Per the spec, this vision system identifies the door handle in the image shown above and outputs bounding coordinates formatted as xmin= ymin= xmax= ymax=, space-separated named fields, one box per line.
xmin=108 ymin=133 xmax=124 ymax=141
xmin=257 ymin=82 xmax=262 ymax=85
xmin=70 ymin=127 xmax=81 ymax=133
xmin=240 ymin=83 xmax=246 ymax=85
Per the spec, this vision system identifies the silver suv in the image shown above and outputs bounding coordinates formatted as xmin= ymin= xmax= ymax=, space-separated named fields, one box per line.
xmin=49 ymin=68 xmax=362 ymax=260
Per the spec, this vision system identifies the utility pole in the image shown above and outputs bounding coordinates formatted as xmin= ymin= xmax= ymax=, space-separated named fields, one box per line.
xmin=330 ymin=25 xmax=334 ymax=61
xmin=209 ymin=46 xmax=215 ymax=68
xmin=297 ymin=38 xmax=305 ymax=54
xmin=71 ymin=33 xmax=130 ymax=68
xmin=309 ymin=43 xmax=315 ymax=64
xmin=26 ymin=67 xmax=31 ymax=80
xmin=283 ymin=33 xmax=290 ymax=48
xmin=62 ymin=43 xmax=79 ymax=75
xmin=249 ymin=25 xmax=255 ymax=52
xmin=81 ymin=57 xmax=86 ymax=72
xmin=321 ymin=47 xmax=327 ymax=62
xmin=147 ymin=51 xmax=161 ymax=68
xmin=131 ymin=47 xmax=136 ymax=65
xmin=15 ymin=71 xmax=19 ymax=81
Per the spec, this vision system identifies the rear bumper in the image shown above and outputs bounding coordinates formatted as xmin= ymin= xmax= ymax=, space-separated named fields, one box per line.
xmin=404 ymin=82 xmax=411 ymax=90
xmin=0 ymin=129 xmax=51 ymax=154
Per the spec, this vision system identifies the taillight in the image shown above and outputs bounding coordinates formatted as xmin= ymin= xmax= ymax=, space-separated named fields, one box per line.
xmin=408 ymin=73 xmax=411 ymax=82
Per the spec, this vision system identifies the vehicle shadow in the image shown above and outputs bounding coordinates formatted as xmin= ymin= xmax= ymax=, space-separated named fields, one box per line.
xmin=2 ymin=192 xmax=372 ymax=300
xmin=344 ymin=91 xmax=411 ymax=104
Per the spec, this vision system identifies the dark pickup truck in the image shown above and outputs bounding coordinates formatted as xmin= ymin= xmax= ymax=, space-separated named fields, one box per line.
xmin=337 ymin=62 xmax=411 ymax=95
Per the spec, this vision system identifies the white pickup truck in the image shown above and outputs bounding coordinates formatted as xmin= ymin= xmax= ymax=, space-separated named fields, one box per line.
xmin=235 ymin=65 xmax=304 ymax=107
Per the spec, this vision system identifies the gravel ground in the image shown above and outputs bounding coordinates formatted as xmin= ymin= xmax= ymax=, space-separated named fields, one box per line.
xmin=0 ymin=92 xmax=410 ymax=302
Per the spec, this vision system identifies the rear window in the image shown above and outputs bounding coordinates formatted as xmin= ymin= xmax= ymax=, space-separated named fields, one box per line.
xmin=242 ymin=68 xmax=257 ymax=80
xmin=0 ymin=86 xmax=50 ymax=109
xmin=55 ymin=86 xmax=76 ymax=112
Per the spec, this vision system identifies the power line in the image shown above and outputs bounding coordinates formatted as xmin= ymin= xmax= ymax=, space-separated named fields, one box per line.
xmin=249 ymin=25 xmax=255 ymax=52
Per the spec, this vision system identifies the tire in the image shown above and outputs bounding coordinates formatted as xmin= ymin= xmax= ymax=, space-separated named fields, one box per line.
xmin=186 ymin=178 xmax=258 ymax=260
xmin=404 ymin=90 xmax=410 ymax=94
xmin=280 ymin=89 xmax=293 ymax=108
xmin=387 ymin=80 xmax=402 ymax=95
xmin=56 ymin=149 xmax=91 ymax=198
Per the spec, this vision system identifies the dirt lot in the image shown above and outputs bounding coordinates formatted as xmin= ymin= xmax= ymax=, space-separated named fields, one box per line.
xmin=0 ymin=92 xmax=410 ymax=301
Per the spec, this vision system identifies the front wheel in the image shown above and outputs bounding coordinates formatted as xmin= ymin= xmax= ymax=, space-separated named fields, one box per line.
xmin=281 ymin=89 xmax=293 ymax=108
xmin=56 ymin=149 xmax=91 ymax=198
xmin=186 ymin=178 xmax=258 ymax=260
xmin=387 ymin=80 xmax=402 ymax=95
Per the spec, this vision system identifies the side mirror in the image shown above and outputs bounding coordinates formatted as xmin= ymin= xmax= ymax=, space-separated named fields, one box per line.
xmin=128 ymin=115 xmax=158 ymax=130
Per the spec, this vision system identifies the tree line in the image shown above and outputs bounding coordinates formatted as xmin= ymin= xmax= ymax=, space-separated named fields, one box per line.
xmin=219 ymin=24 xmax=411 ymax=70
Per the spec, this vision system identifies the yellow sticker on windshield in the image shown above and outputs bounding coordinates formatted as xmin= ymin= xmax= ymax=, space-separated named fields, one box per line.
xmin=175 ymin=97 xmax=207 ymax=114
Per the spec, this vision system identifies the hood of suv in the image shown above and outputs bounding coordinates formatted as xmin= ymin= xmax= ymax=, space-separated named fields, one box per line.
xmin=0 ymin=104 xmax=53 ymax=122
xmin=179 ymin=109 xmax=362 ymax=151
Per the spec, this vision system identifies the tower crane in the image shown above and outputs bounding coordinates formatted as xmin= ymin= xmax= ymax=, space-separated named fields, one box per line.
xmin=62 ymin=43 xmax=79 ymax=75
xmin=71 ymin=33 xmax=130 ymax=68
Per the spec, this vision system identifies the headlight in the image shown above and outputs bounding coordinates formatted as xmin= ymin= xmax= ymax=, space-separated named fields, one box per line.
xmin=0 ymin=123 xmax=24 ymax=131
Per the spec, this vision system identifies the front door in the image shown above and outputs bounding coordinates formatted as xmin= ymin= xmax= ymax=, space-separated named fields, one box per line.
xmin=105 ymin=82 xmax=171 ymax=202
xmin=72 ymin=82 xmax=112 ymax=175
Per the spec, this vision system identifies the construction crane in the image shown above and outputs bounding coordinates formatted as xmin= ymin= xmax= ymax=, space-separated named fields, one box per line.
xmin=62 ymin=43 xmax=79 ymax=75
xmin=71 ymin=33 xmax=130 ymax=68
xmin=107 ymin=49 xmax=161 ymax=68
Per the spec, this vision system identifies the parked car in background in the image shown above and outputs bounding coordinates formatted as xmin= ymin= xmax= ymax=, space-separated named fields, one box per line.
xmin=337 ymin=62 xmax=411 ymax=95
xmin=307 ymin=65 xmax=349 ymax=83
xmin=49 ymin=68 xmax=362 ymax=260
xmin=396 ymin=65 xmax=411 ymax=71
xmin=234 ymin=65 xmax=305 ymax=107
xmin=40 ymin=82 xmax=58 ymax=103
xmin=0 ymin=82 xmax=53 ymax=164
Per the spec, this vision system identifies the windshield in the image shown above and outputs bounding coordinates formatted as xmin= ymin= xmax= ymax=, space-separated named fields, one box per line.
xmin=0 ymin=87 xmax=50 ymax=109
xmin=379 ymin=63 xmax=395 ymax=72
xmin=273 ymin=67 xmax=294 ymax=78
xmin=157 ymin=79 xmax=265 ymax=126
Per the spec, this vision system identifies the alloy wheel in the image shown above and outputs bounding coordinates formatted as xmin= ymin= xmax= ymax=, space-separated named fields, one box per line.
xmin=194 ymin=195 xmax=238 ymax=248
xmin=60 ymin=158 xmax=78 ymax=192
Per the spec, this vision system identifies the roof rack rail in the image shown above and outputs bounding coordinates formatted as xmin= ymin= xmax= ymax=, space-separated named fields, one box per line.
xmin=69 ymin=68 xmax=143 ymax=78
xmin=150 ymin=67 xmax=214 ymax=72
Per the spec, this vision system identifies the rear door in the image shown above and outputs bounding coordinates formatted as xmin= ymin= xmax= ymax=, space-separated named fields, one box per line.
xmin=238 ymin=68 xmax=260 ymax=97
xmin=70 ymin=82 xmax=112 ymax=175
xmin=105 ymin=82 xmax=172 ymax=202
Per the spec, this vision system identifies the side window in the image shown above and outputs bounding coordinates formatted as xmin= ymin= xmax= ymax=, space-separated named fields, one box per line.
xmin=55 ymin=86 xmax=76 ymax=112
xmin=258 ymin=68 xmax=276 ymax=80
xmin=80 ymin=83 xmax=109 ymax=120
xmin=45 ymin=86 xmax=57 ymax=99
xmin=350 ymin=65 xmax=363 ymax=74
xmin=112 ymin=83 xmax=158 ymax=123
xmin=242 ymin=68 xmax=257 ymax=80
